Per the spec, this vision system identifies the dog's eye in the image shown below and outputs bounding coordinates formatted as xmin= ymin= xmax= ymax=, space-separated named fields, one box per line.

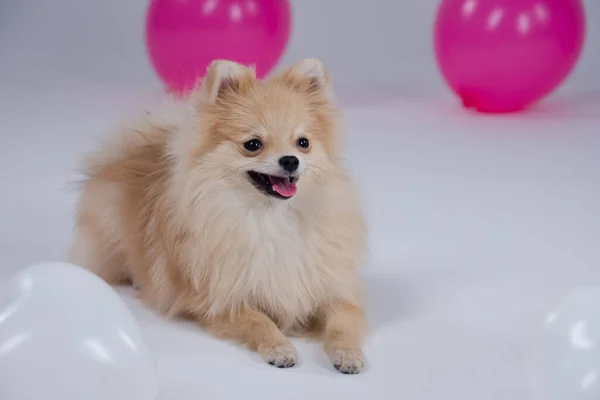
xmin=297 ymin=138 xmax=310 ymax=149
xmin=243 ymin=139 xmax=263 ymax=152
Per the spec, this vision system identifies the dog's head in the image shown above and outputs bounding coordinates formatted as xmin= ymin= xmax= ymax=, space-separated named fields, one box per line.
xmin=192 ymin=58 xmax=340 ymax=202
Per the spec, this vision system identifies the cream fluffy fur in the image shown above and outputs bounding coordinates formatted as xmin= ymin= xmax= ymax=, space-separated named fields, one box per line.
xmin=69 ymin=58 xmax=368 ymax=373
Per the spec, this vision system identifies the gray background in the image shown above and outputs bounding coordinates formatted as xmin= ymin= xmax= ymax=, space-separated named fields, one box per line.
xmin=1 ymin=0 xmax=598 ymax=93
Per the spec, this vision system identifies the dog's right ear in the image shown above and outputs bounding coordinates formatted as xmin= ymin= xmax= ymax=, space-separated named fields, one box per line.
xmin=200 ymin=60 xmax=256 ymax=104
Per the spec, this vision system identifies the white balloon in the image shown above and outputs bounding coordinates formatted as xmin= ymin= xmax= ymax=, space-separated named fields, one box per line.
xmin=0 ymin=262 xmax=159 ymax=400
xmin=528 ymin=286 xmax=600 ymax=400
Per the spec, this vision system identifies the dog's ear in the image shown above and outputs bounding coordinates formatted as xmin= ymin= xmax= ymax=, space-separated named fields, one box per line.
xmin=280 ymin=58 xmax=332 ymax=99
xmin=200 ymin=60 xmax=256 ymax=104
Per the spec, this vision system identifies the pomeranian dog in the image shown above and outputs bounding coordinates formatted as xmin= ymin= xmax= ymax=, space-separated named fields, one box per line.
xmin=68 ymin=58 xmax=368 ymax=374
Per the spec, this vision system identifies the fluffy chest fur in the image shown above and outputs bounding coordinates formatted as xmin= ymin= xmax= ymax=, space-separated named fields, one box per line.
xmin=175 ymin=188 xmax=349 ymax=330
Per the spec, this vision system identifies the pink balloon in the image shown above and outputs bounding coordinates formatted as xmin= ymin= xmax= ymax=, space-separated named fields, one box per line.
xmin=434 ymin=0 xmax=586 ymax=113
xmin=145 ymin=0 xmax=291 ymax=94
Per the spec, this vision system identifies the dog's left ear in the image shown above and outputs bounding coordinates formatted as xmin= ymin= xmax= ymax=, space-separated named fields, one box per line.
xmin=280 ymin=58 xmax=332 ymax=99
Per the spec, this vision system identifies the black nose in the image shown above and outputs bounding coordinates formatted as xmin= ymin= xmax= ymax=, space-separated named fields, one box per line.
xmin=279 ymin=155 xmax=299 ymax=172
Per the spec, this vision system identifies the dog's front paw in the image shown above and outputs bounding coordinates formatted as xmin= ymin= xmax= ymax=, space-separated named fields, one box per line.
xmin=329 ymin=348 xmax=365 ymax=374
xmin=258 ymin=342 xmax=298 ymax=368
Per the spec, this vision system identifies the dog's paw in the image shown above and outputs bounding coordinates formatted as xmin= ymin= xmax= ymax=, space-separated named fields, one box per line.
xmin=329 ymin=348 xmax=365 ymax=375
xmin=258 ymin=342 xmax=298 ymax=368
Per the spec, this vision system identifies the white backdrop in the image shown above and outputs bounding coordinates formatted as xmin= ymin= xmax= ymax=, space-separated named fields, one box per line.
xmin=0 ymin=0 xmax=598 ymax=93
xmin=1 ymin=2 xmax=600 ymax=399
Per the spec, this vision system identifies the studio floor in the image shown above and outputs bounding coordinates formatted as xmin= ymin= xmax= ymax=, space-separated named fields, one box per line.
xmin=1 ymin=72 xmax=599 ymax=399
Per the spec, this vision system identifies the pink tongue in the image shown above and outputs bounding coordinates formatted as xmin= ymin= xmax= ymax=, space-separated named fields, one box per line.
xmin=270 ymin=176 xmax=297 ymax=197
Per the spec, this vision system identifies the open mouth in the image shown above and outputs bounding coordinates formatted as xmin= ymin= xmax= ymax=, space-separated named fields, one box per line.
xmin=247 ymin=171 xmax=298 ymax=199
